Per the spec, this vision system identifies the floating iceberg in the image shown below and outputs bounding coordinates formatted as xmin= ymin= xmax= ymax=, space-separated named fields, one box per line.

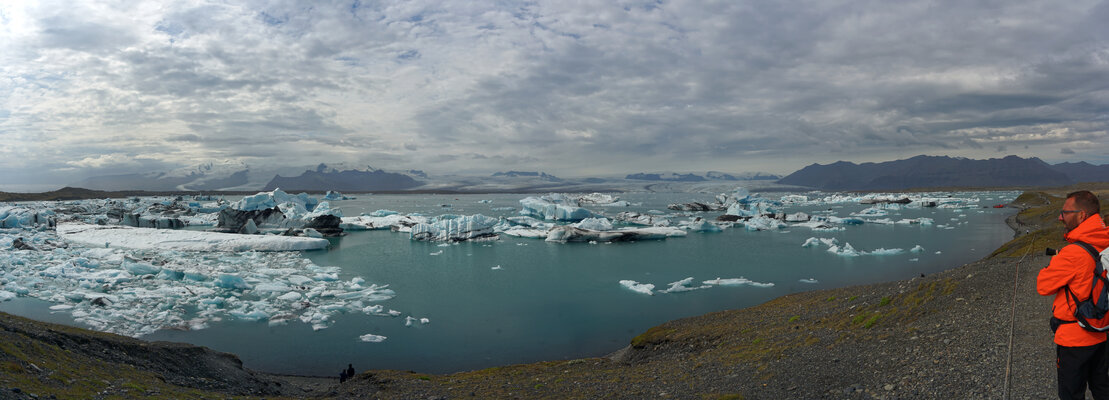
xmin=619 ymin=280 xmax=655 ymax=295
xmin=519 ymin=195 xmax=595 ymax=221
xmin=910 ymin=245 xmax=925 ymax=253
xmin=58 ymin=223 xmax=330 ymax=251
xmin=576 ymin=193 xmax=622 ymax=206
xmin=827 ymin=243 xmax=861 ymax=257
xmin=574 ymin=217 xmax=614 ymax=231
xmin=545 ymin=226 xmax=685 ymax=242
xmin=802 ymin=237 xmax=839 ymax=248
xmin=410 ymin=214 xmax=499 ymax=242
xmin=661 ymin=277 xmax=711 ymax=293
xmin=323 ymin=191 xmax=350 ymax=201
xmin=359 ymin=334 xmax=387 ymax=343
xmin=702 ymin=277 xmax=775 ymax=288
xmin=231 ymin=188 xmax=319 ymax=212
xmin=341 ymin=214 xmax=428 ymax=231
xmin=867 ymin=248 xmax=904 ymax=256
xmin=682 ymin=217 xmax=723 ymax=232
xmin=744 ymin=216 xmax=785 ymax=231
xmin=613 ymin=212 xmax=670 ymax=227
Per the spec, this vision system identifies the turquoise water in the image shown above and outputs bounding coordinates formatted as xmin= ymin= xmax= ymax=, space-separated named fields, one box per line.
xmin=1 ymin=191 xmax=1019 ymax=375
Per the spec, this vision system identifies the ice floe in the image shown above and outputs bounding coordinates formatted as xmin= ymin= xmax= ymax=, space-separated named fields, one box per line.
xmin=661 ymin=277 xmax=712 ymax=293
xmin=58 ymin=223 xmax=330 ymax=251
xmin=702 ymin=277 xmax=775 ymax=288
xmin=359 ymin=334 xmax=387 ymax=343
xmin=0 ymin=227 xmax=398 ymax=336
xmin=619 ymin=280 xmax=655 ymax=295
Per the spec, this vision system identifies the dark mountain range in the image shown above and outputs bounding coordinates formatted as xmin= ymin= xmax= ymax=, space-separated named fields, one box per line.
xmin=626 ymin=171 xmax=781 ymax=182
xmin=776 ymin=155 xmax=1079 ymax=190
xmin=262 ymin=164 xmax=424 ymax=192
xmin=1049 ymin=162 xmax=1109 ymax=184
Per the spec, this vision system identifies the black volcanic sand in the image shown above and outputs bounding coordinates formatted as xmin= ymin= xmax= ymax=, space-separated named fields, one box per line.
xmin=2 ymin=188 xmax=1105 ymax=399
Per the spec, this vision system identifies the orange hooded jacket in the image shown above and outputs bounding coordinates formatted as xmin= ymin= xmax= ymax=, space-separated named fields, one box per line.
xmin=1037 ymin=215 xmax=1109 ymax=347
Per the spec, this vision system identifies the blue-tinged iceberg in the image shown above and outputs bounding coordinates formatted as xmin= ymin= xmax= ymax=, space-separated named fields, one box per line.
xmin=519 ymin=194 xmax=596 ymax=221
xmin=0 ymin=206 xmax=56 ymax=228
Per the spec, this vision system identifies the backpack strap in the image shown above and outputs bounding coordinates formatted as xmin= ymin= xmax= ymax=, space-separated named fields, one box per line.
xmin=1065 ymin=241 xmax=1109 ymax=332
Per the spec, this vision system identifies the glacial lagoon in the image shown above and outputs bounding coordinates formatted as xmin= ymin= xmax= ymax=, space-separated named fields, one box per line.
xmin=0 ymin=190 xmax=1019 ymax=375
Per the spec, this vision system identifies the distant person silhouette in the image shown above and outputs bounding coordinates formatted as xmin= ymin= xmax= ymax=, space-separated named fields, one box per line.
xmin=346 ymin=363 xmax=356 ymax=379
xmin=340 ymin=370 xmax=348 ymax=383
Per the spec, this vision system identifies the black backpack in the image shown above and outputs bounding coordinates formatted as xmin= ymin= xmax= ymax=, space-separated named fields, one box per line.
xmin=1062 ymin=241 xmax=1109 ymax=332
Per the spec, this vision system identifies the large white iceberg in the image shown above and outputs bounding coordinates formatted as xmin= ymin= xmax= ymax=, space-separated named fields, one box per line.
xmin=619 ymin=280 xmax=655 ymax=295
xmin=410 ymin=214 xmax=499 ymax=242
xmin=57 ymin=223 xmax=330 ymax=251
xmin=341 ymin=214 xmax=428 ymax=231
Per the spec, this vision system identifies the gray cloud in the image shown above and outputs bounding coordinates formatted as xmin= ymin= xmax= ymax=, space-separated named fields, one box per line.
xmin=2 ymin=0 xmax=1109 ymax=187
xmin=1061 ymin=148 xmax=1076 ymax=155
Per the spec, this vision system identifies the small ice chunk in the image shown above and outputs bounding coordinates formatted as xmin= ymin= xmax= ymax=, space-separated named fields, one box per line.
xmin=827 ymin=243 xmax=861 ymax=257
xmin=492 ymin=265 xmax=503 ymax=270
xmin=867 ymin=248 xmax=904 ymax=256
xmin=799 ymin=278 xmax=818 ymax=284
xmin=419 ymin=317 xmax=430 ymax=324
xmin=430 ymin=250 xmax=443 ymax=255
xmin=360 ymin=334 xmax=387 ymax=342
xmin=661 ymin=277 xmax=711 ymax=293
xmin=405 ymin=316 xmax=418 ymax=326
xmin=910 ymin=245 xmax=925 ymax=253
xmin=216 ymin=274 xmax=251 ymax=290
xmin=619 ymin=280 xmax=655 ymax=295
xmin=278 ymin=292 xmax=303 ymax=301
xmin=702 ymin=277 xmax=775 ymax=288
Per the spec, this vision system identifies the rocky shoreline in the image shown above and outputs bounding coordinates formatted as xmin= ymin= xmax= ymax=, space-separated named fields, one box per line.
xmin=0 ymin=189 xmax=1099 ymax=399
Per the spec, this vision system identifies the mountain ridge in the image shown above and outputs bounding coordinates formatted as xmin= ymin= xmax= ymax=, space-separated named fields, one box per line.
xmin=777 ymin=155 xmax=1087 ymax=190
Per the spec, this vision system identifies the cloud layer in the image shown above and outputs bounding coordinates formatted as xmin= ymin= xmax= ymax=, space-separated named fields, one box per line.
xmin=2 ymin=0 xmax=1108 ymax=187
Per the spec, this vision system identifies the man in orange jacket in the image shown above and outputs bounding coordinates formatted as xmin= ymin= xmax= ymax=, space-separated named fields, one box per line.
xmin=1037 ymin=190 xmax=1109 ymax=400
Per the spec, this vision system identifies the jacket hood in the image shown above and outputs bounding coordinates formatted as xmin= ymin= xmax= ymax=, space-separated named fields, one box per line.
xmin=1065 ymin=215 xmax=1109 ymax=249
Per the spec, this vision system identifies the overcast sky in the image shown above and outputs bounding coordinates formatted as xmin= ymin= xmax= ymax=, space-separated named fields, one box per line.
xmin=1 ymin=0 xmax=1108 ymax=189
